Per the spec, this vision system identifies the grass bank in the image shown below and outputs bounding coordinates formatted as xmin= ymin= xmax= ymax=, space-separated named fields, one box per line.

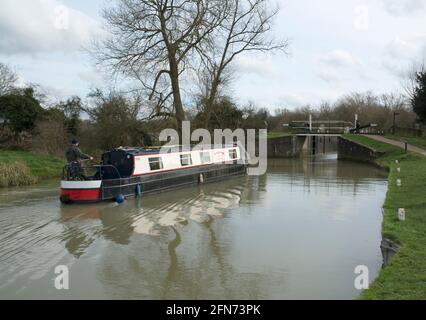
xmin=343 ymin=134 xmax=426 ymax=299
xmin=267 ymin=132 xmax=292 ymax=139
xmin=0 ymin=150 xmax=64 ymax=187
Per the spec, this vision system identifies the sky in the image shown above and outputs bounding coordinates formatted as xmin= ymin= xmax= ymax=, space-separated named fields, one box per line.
xmin=0 ymin=0 xmax=426 ymax=111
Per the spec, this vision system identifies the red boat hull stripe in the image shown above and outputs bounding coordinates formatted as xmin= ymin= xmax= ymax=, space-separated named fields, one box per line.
xmin=61 ymin=188 xmax=100 ymax=201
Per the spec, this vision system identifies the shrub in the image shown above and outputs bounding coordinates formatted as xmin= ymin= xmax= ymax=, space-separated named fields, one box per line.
xmin=31 ymin=119 xmax=67 ymax=157
xmin=0 ymin=162 xmax=37 ymax=187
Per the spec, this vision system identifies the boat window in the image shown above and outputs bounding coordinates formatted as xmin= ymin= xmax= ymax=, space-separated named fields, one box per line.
xmin=229 ymin=149 xmax=238 ymax=160
xmin=149 ymin=157 xmax=164 ymax=171
xmin=200 ymin=151 xmax=211 ymax=164
xmin=180 ymin=154 xmax=192 ymax=166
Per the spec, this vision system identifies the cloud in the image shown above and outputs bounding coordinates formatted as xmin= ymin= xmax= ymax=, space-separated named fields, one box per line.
xmin=382 ymin=0 xmax=426 ymax=16
xmin=276 ymin=93 xmax=317 ymax=108
xmin=385 ymin=35 xmax=426 ymax=61
xmin=382 ymin=35 xmax=426 ymax=78
xmin=0 ymin=0 xmax=101 ymax=54
xmin=380 ymin=60 xmax=407 ymax=79
xmin=234 ymin=55 xmax=278 ymax=78
xmin=384 ymin=37 xmax=419 ymax=60
xmin=314 ymin=50 xmax=361 ymax=84
xmin=316 ymin=67 xmax=341 ymax=83
xmin=317 ymin=50 xmax=360 ymax=68
xmin=77 ymin=68 xmax=106 ymax=84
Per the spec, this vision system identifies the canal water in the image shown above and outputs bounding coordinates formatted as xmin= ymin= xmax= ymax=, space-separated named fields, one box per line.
xmin=0 ymin=155 xmax=388 ymax=299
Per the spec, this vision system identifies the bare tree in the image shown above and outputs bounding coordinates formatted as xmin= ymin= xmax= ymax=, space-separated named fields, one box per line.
xmin=402 ymin=62 xmax=425 ymax=102
xmin=95 ymin=0 xmax=226 ymax=135
xmin=380 ymin=93 xmax=407 ymax=111
xmin=0 ymin=63 xmax=18 ymax=96
xmin=318 ymin=101 xmax=334 ymax=119
xmin=195 ymin=0 xmax=289 ymax=127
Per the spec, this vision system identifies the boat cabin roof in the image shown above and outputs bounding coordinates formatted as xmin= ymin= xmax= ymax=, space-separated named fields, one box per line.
xmin=107 ymin=144 xmax=237 ymax=157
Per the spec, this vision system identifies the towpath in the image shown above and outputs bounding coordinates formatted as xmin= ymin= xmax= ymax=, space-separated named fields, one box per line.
xmin=364 ymin=135 xmax=426 ymax=157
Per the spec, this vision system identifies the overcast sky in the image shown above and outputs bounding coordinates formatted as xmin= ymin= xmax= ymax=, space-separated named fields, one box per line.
xmin=1 ymin=0 xmax=425 ymax=110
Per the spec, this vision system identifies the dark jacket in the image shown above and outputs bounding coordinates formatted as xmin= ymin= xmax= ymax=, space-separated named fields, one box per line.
xmin=65 ymin=145 xmax=90 ymax=163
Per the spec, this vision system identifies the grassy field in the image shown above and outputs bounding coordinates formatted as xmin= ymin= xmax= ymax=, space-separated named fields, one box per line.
xmin=0 ymin=150 xmax=64 ymax=186
xmin=385 ymin=134 xmax=426 ymax=150
xmin=343 ymin=134 xmax=426 ymax=299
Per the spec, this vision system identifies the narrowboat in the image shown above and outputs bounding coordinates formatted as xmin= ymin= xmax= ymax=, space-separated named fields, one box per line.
xmin=60 ymin=144 xmax=247 ymax=204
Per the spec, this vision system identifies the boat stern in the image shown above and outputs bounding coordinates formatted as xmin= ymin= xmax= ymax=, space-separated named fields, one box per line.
xmin=60 ymin=180 xmax=102 ymax=204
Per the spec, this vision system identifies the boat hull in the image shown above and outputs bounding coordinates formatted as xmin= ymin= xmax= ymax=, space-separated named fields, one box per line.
xmin=60 ymin=163 xmax=246 ymax=204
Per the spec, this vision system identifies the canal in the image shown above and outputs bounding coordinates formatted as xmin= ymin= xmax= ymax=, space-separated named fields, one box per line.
xmin=0 ymin=155 xmax=388 ymax=299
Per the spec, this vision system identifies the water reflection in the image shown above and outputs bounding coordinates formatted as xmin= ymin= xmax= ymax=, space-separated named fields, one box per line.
xmin=0 ymin=155 xmax=388 ymax=299
xmin=55 ymin=178 xmax=246 ymax=269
